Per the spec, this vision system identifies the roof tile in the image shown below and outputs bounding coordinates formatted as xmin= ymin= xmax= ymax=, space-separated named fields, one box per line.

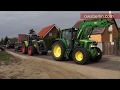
xmin=38 ymin=24 xmax=55 ymax=38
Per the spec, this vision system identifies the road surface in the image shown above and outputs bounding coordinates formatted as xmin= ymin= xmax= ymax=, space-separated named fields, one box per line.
xmin=0 ymin=49 xmax=119 ymax=79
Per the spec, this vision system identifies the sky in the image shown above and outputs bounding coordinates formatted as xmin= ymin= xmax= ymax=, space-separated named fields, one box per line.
xmin=0 ymin=11 xmax=120 ymax=39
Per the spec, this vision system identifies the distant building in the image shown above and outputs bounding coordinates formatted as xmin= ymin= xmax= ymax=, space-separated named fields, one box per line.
xmin=38 ymin=24 xmax=59 ymax=39
xmin=18 ymin=34 xmax=27 ymax=42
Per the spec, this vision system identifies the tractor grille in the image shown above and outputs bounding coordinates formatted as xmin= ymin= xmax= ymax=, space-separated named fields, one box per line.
xmin=87 ymin=42 xmax=92 ymax=49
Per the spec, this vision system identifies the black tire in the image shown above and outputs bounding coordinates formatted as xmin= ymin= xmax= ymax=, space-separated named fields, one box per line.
xmin=41 ymin=52 xmax=48 ymax=55
xmin=22 ymin=43 xmax=27 ymax=54
xmin=69 ymin=51 xmax=73 ymax=60
xmin=0 ymin=48 xmax=4 ymax=51
xmin=2 ymin=49 xmax=4 ymax=51
xmin=90 ymin=47 xmax=102 ymax=62
xmin=52 ymin=41 xmax=65 ymax=61
xmin=28 ymin=46 xmax=35 ymax=56
xmin=34 ymin=48 xmax=38 ymax=54
xmin=73 ymin=48 xmax=90 ymax=65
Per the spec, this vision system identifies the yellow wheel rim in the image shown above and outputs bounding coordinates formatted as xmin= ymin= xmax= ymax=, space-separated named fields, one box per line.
xmin=75 ymin=51 xmax=83 ymax=61
xmin=53 ymin=45 xmax=61 ymax=57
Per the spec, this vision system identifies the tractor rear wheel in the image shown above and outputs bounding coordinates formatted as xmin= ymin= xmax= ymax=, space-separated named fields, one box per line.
xmin=90 ymin=47 xmax=102 ymax=62
xmin=73 ymin=48 xmax=89 ymax=65
xmin=22 ymin=43 xmax=27 ymax=54
xmin=52 ymin=41 xmax=65 ymax=61
xmin=28 ymin=46 xmax=35 ymax=56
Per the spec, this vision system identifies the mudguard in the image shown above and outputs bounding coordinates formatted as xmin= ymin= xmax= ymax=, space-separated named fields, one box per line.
xmin=23 ymin=41 xmax=28 ymax=47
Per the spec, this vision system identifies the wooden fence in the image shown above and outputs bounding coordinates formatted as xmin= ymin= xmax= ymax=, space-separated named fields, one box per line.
xmin=102 ymin=42 xmax=120 ymax=55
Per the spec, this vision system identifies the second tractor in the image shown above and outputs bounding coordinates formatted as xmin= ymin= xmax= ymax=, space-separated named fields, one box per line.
xmin=22 ymin=29 xmax=48 ymax=56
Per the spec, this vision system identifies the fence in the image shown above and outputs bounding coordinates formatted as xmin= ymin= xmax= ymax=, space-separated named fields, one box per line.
xmin=98 ymin=42 xmax=120 ymax=55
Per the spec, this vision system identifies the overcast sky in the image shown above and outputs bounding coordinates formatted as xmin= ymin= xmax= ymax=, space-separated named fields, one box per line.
xmin=0 ymin=11 xmax=120 ymax=39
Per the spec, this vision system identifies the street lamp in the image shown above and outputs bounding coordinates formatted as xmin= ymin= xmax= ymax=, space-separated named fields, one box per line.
xmin=108 ymin=11 xmax=113 ymax=43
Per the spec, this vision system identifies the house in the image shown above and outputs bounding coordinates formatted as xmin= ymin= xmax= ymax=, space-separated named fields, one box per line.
xmin=73 ymin=19 xmax=118 ymax=43
xmin=18 ymin=34 xmax=27 ymax=42
xmin=38 ymin=24 xmax=59 ymax=39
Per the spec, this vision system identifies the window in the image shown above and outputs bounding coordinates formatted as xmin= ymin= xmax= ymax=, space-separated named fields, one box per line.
xmin=49 ymin=33 xmax=52 ymax=36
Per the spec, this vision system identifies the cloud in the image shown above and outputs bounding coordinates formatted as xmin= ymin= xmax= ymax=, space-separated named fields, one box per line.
xmin=0 ymin=11 xmax=119 ymax=39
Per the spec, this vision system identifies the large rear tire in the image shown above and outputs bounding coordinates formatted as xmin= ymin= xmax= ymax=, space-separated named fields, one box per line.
xmin=28 ymin=46 xmax=35 ymax=56
xmin=52 ymin=41 xmax=65 ymax=61
xmin=22 ymin=43 xmax=27 ymax=54
xmin=90 ymin=47 xmax=102 ymax=62
xmin=73 ymin=48 xmax=89 ymax=65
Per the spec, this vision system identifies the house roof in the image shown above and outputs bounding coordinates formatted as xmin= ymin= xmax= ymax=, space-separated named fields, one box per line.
xmin=38 ymin=24 xmax=59 ymax=38
xmin=73 ymin=19 xmax=118 ymax=34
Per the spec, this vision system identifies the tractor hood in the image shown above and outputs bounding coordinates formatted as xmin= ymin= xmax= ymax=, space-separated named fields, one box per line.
xmin=80 ymin=39 xmax=94 ymax=43
xmin=80 ymin=39 xmax=97 ymax=46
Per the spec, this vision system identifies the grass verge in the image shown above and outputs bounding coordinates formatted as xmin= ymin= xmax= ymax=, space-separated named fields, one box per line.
xmin=0 ymin=51 xmax=21 ymax=65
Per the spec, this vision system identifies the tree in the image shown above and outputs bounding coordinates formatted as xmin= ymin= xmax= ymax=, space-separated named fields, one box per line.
xmin=0 ymin=38 xmax=4 ymax=45
xmin=12 ymin=37 xmax=18 ymax=43
xmin=3 ymin=36 xmax=8 ymax=45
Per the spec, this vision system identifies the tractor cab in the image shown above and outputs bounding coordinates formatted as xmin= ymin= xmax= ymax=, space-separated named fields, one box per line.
xmin=60 ymin=28 xmax=78 ymax=48
xmin=26 ymin=34 xmax=39 ymax=45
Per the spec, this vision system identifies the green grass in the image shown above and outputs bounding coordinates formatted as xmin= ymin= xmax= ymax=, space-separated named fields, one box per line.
xmin=0 ymin=51 xmax=21 ymax=65
xmin=0 ymin=51 xmax=12 ymax=61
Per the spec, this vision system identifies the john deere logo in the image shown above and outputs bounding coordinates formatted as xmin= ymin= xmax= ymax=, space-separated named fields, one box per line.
xmin=94 ymin=22 xmax=97 ymax=24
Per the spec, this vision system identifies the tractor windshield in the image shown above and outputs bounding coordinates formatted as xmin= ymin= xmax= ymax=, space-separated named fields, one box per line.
xmin=62 ymin=29 xmax=71 ymax=45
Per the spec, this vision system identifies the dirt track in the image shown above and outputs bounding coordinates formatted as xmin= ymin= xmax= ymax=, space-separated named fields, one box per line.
xmin=0 ymin=50 xmax=120 ymax=79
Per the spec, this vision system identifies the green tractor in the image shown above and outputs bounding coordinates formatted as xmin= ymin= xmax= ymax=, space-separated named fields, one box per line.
xmin=22 ymin=29 xmax=48 ymax=56
xmin=52 ymin=19 xmax=114 ymax=65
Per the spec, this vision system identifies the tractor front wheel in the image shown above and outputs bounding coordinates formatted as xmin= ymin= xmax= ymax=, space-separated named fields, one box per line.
xmin=90 ymin=47 xmax=102 ymax=62
xmin=73 ymin=48 xmax=89 ymax=65
xmin=52 ymin=41 xmax=65 ymax=61
xmin=22 ymin=43 xmax=27 ymax=54
xmin=28 ymin=46 xmax=35 ymax=56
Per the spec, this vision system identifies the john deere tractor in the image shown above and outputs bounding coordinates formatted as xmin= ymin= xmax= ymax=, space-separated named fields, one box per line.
xmin=52 ymin=19 xmax=114 ymax=65
xmin=22 ymin=29 xmax=48 ymax=55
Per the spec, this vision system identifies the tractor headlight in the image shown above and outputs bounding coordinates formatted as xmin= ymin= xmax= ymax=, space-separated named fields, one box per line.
xmin=91 ymin=44 xmax=97 ymax=47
